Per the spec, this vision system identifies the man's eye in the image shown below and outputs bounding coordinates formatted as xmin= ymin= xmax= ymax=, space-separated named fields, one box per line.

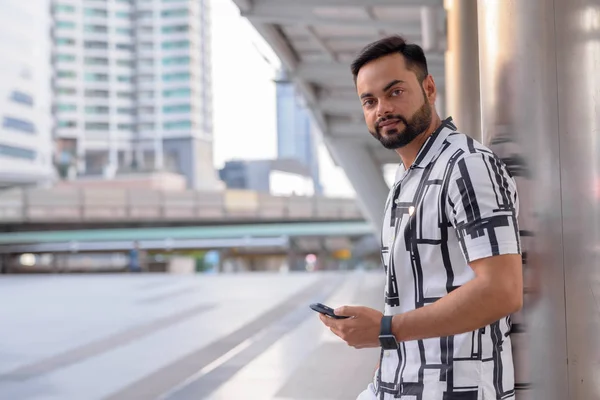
xmin=391 ymin=89 xmax=403 ymax=96
xmin=363 ymin=99 xmax=374 ymax=107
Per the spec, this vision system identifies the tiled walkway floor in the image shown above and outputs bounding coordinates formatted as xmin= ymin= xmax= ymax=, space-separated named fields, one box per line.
xmin=0 ymin=270 xmax=384 ymax=400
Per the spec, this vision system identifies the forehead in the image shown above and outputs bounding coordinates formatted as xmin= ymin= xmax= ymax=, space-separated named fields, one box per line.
xmin=356 ymin=53 xmax=414 ymax=95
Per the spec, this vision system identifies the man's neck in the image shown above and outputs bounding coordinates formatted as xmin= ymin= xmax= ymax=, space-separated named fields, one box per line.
xmin=395 ymin=114 xmax=442 ymax=169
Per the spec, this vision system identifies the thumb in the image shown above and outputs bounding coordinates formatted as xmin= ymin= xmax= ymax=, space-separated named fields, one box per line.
xmin=334 ymin=305 xmax=359 ymax=317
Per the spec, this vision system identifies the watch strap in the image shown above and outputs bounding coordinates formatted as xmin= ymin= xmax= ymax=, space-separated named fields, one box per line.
xmin=380 ymin=315 xmax=393 ymax=336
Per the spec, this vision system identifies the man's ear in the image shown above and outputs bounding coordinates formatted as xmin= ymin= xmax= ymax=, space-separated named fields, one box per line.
xmin=423 ymin=74 xmax=437 ymax=104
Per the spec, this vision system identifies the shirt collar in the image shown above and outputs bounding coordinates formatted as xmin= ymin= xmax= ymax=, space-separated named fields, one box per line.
xmin=410 ymin=117 xmax=457 ymax=169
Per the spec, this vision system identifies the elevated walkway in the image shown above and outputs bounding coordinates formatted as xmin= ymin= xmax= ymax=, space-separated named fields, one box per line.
xmin=0 ymin=187 xmax=363 ymax=229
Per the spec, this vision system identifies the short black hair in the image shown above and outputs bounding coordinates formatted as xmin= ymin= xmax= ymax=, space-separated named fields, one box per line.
xmin=350 ymin=35 xmax=429 ymax=84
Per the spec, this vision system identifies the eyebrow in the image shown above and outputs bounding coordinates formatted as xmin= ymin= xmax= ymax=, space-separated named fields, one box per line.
xmin=359 ymin=79 xmax=405 ymax=100
xmin=383 ymin=79 xmax=404 ymax=92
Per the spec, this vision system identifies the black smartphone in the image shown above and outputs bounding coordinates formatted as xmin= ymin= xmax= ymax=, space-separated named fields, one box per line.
xmin=309 ymin=303 xmax=350 ymax=319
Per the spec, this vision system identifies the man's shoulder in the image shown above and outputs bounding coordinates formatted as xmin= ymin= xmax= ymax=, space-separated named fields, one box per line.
xmin=437 ymin=130 xmax=504 ymax=169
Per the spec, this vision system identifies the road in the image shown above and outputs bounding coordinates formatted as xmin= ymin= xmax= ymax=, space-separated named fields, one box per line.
xmin=0 ymin=270 xmax=384 ymax=400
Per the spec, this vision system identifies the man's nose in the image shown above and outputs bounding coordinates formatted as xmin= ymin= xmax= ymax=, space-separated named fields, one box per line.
xmin=376 ymin=99 xmax=394 ymax=117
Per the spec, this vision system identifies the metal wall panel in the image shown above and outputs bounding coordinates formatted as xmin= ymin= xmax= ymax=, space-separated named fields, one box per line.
xmin=478 ymin=0 xmax=600 ymax=398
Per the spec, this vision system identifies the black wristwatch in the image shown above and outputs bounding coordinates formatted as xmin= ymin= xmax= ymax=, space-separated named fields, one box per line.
xmin=379 ymin=315 xmax=399 ymax=350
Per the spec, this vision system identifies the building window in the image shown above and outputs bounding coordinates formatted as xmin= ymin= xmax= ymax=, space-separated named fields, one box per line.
xmin=3 ymin=116 xmax=36 ymax=133
xmin=162 ymin=40 xmax=190 ymax=50
xmin=85 ymin=122 xmax=109 ymax=130
xmin=10 ymin=91 xmax=34 ymax=106
xmin=56 ymin=104 xmax=76 ymax=112
xmin=138 ymin=59 xmax=154 ymax=66
xmin=138 ymin=91 xmax=154 ymax=99
xmin=0 ymin=144 xmax=36 ymax=160
xmin=116 ymin=59 xmax=134 ymax=67
xmin=163 ymin=72 xmax=190 ymax=82
xmin=162 ymin=56 xmax=190 ymax=66
xmin=85 ymin=89 xmax=109 ymax=98
xmin=162 ymin=25 xmax=189 ymax=34
xmin=117 ymin=123 xmax=134 ymax=130
xmin=85 ymin=106 xmax=109 ymax=114
xmin=164 ymin=120 xmax=191 ymax=130
xmin=85 ymin=73 xmax=109 ymax=82
xmin=117 ymin=75 xmax=133 ymax=83
xmin=139 ymin=106 xmax=155 ymax=114
xmin=57 ymin=87 xmax=77 ymax=95
xmin=161 ymin=9 xmax=188 ymax=17
xmin=138 ymin=26 xmax=153 ymax=34
xmin=54 ymin=4 xmax=75 ymax=13
xmin=56 ymin=21 xmax=76 ymax=29
xmin=84 ymin=25 xmax=108 ymax=33
xmin=117 ymin=107 xmax=134 ymax=115
xmin=163 ymin=104 xmax=191 ymax=114
xmin=115 ymin=11 xmax=131 ymax=19
xmin=84 ymin=41 xmax=108 ymax=49
xmin=84 ymin=57 xmax=109 ymax=66
xmin=84 ymin=9 xmax=108 ymax=18
xmin=56 ymin=38 xmax=75 ymax=46
xmin=139 ymin=42 xmax=153 ymax=50
xmin=139 ymin=123 xmax=155 ymax=131
xmin=116 ymin=43 xmax=134 ymax=51
xmin=57 ymin=70 xmax=76 ymax=78
xmin=55 ymin=54 xmax=76 ymax=62
xmin=116 ymin=27 xmax=133 ymax=35
xmin=138 ymin=74 xmax=154 ymax=82
xmin=117 ymin=92 xmax=134 ymax=99
xmin=137 ymin=11 xmax=153 ymax=18
xmin=163 ymin=88 xmax=191 ymax=98
xmin=57 ymin=120 xmax=77 ymax=128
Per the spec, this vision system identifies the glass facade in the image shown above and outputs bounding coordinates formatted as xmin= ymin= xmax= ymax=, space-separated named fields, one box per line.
xmin=48 ymin=0 xmax=215 ymax=189
xmin=3 ymin=116 xmax=36 ymax=133
xmin=276 ymin=70 xmax=322 ymax=194
xmin=0 ymin=144 xmax=36 ymax=160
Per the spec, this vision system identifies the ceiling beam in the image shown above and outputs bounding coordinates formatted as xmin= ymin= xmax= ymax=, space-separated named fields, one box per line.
xmin=318 ymin=97 xmax=362 ymax=115
xmin=329 ymin=120 xmax=368 ymax=136
xmin=364 ymin=6 xmax=389 ymax=38
xmin=305 ymin=25 xmax=337 ymax=62
xmin=244 ymin=8 xmax=423 ymax=33
xmin=420 ymin=7 xmax=439 ymax=51
xmin=232 ymin=0 xmax=253 ymax=13
xmin=296 ymin=61 xmax=446 ymax=85
xmin=253 ymin=0 xmax=444 ymax=6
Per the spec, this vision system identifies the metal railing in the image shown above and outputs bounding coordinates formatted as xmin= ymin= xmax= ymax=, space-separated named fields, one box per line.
xmin=0 ymin=187 xmax=363 ymax=223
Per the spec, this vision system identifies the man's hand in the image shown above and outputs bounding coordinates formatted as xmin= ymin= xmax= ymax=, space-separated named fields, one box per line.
xmin=318 ymin=306 xmax=383 ymax=349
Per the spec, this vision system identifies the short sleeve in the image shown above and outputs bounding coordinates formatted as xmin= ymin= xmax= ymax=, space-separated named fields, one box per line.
xmin=446 ymin=152 xmax=521 ymax=263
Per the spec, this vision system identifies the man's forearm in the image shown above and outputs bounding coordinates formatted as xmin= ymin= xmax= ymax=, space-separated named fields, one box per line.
xmin=391 ymin=276 xmax=521 ymax=342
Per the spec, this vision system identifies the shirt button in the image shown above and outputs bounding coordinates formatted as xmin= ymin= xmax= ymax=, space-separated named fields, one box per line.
xmin=394 ymin=199 xmax=399 ymax=204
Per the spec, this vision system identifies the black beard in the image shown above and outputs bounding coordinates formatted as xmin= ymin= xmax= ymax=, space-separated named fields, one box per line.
xmin=370 ymin=97 xmax=432 ymax=150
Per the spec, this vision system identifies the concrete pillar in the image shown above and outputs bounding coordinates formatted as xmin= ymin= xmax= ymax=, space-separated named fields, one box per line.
xmin=420 ymin=7 xmax=438 ymax=52
xmin=444 ymin=0 xmax=481 ymax=141
xmin=323 ymin=137 xmax=389 ymax=237
xmin=154 ymin=138 xmax=164 ymax=171
xmin=478 ymin=0 xmax=600 ymax=398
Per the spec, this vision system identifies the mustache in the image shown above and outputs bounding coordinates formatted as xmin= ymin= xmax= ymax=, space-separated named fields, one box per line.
xmin=375 ymin=114 xmax=408 ymax=129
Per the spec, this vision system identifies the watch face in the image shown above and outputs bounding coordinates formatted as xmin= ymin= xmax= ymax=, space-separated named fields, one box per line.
xmin=379 ymin=335 xmax=398 ymax=350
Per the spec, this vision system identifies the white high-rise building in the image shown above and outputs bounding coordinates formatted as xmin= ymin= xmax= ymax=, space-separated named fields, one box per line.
xmin=52 ymin=0 xmax=216 ymax=189
xmin=0 ymin=1 xmax=54 ymax=188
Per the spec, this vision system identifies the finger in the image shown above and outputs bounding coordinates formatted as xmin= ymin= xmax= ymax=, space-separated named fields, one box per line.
xmin=330 ymin=327 xmax=344 ymax=340
xmin=334 ymin=305 xmax=358 ymax=317
xmin=319 ymin=313 xmax=337 ymax=328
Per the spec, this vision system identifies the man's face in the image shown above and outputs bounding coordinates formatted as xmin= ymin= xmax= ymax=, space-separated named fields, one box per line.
xmin=356 ymin=53 xmax=434 ymax=149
